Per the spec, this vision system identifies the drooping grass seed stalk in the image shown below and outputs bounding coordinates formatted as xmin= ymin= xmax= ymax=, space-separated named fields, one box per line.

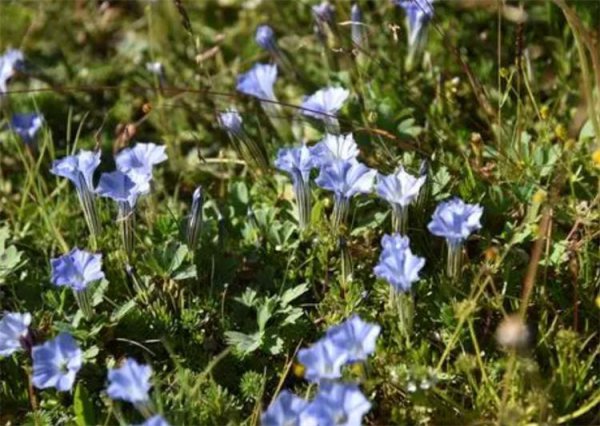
xmin=186 ymin=186 xmax=203 ymax=251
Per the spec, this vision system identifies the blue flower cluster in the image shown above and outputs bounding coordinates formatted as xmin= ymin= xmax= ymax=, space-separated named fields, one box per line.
xmin=262 ymin=315 xmax=380 ymax=426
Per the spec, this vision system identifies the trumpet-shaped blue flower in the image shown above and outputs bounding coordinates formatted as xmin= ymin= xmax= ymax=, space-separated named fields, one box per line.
xmin=255 ymin=25 xmax=276 ymax=51
xmin=394 ymin=0 xmax=434 ymax=47
xmin=427 ymin=197 xmax=483 ymax=247
xmin=10 ymin=113 xmax=43 ymax=144
xmin=0 ymin=49 xmax=24 ymax=94
xmin=32 ymin=333 xmax=82 ymax=392
xmin=310 ymin=133 xmax=359 ymax=167
xmin=301 ymin=383 xmax=371 ymax=426
xmin=96 ymin=170 xmax=147 ymax=208
xmin=274 ymin=145 xmax=317 ymax=184
xmin=376 ymin=166 xmax=425 ymax=208
xmin=374 ymin=234 xmax=425 ymax=292
xmin=50 ymin=248 xmax=104 ymax=291
xmin=116 ymin=142 xmax=167 ymax=179
xmin=137 ymin=415 xmax=170 ymax=426
xmin=236 ymin=63 xmax=278 ymax=102
xmin=261 ymin=390 xmax=309 ymax=426
xmin=218 ymin=108 xmax=243 ymax=138
xmin=301 ymin=87 xmax=349 ymax=121
xmin=107 ymin=358 xmax=152 ymax=403
xmin=315 ymin=160 xmax=376 ymax=199
xmin=50 ymin=150 xmax=101 ymax=191
xmin=0 ymin=312 xmax=31 ymax=357
xmin=326 ymin=315 xmax=381 ymax=362
xmin=297 ymin=337 xmax=348 ymax=383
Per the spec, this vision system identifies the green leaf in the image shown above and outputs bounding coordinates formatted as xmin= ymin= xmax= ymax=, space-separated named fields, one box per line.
xmin=168 ymin=243 xmax=189 ymax=274
xmin=225 ymin=331 xmax=263 ymax=355
xmin=280 ymin=284 xmax=309 ymax=307
xmin=110 ymin=300 xmax=136 ymax=323
xmin=73 ymin=383 xmax=96 ymax=426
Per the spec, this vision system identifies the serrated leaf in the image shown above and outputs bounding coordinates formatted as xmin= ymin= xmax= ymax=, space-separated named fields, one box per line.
xmin=280 ymin=284 xmax=309 ymax=307
xmin=225 ymin=330 xmax=263 ymax=355
xmin=73 ymin=383 xmax=96 ymax=426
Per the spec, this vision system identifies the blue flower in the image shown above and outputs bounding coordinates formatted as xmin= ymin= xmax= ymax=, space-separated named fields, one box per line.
xmin=236 ymin=63 xmax=278 ymax=102
xmin=261 ymin=390 xmax=309 ymax=426
xmin=309 ymin=133 xmax=359 ymax=167
xmin=376 ymin=166 xmax=426 ymax=208
xmin=315 ymin=160 xmax=376 ymax=199
xmin=50 ymin=248 xmax=104 ymax=291
xmin=218 ymin=108 xmax=244 ymax=138
xmin=374 ymin=234 xmax=425 ymax=292
xmin=50 ymin=150 xmax=101 ymax=192
xmin=116 ymin=142 xmax=167 ymax=179
xmin=0 ymin=49 xmax=24 ymax=94
xmin=351 ymin=3 xmax=364 ymax=46
xmin=326 ymin=315 xmax=381 ymax=362
xmin=312 ymin=2 xmax=335 ymax=24
xmin=297 ymin=337 xmax=348 ymax=383
xmin=32 ymin=333 xmax=82 ymax=392
xmin=0 ymin=312 xmax=31 ymax=357
xmin=301 ymin=383 xmax=371 ymax=426
xmin=137 ymin=415 xmax=170 ymax=426
xmin=96 ymin=170 xmax=147 ymax=207
xmin=394 ymin=0 xmax=434 ymax=47
xmin=10 ymin=113 xmax=44 ymax=144
xmin=255 ymin=25 xmax=276 ymax=51
xmin=107 ymin=358 xmax=152 ymax=403
xmin=427 ymin=197 xmax=483 ymax=247
xmin=274 ymin=145 xmax=317 ymax=184
xmin=301 ymin=87 xmax=349 ymax=121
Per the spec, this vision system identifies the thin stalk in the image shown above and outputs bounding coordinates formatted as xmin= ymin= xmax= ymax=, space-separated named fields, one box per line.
xmin=118 ymin=202 xmax=135 ymax=260
xmin=339 ymin=237 xmax=353 ymax=293
xmin=293 ymin=176 xmax=311 ymax=230
xmin=331 ymin=196 xmax=350 ymax=233
xmin=391 ymin=203 xmax=408 ymax=234
xmin=73 ymin=288 xmax=93 ymax=319
xmin=392 ymin=289 xmax=413 ymax=347
xmin=446 ymin=241 xmax=463 ymax=279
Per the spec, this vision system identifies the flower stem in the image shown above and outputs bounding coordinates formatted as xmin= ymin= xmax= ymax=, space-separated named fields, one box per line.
xmin=339 ymin=237 xmax=353 ymax=293
xmin=331 ymin=196 xmax=350 ymax=233
xmin=392 ymin=289 xmax=414 ymax=347
xmin=391 ymin=204 xmax=408 ymax=234
xmin=73 ymin=287 xmax=93 ymax=319
xmin=446 ymin=241 xmax=463 ymax=279
xmin=76 ymin=175 xmax=101 ymax=247
xmin=293 ymin=177 xmax=311 ymax=230
xmin=118 ymin=202 xmax=135 ymax=260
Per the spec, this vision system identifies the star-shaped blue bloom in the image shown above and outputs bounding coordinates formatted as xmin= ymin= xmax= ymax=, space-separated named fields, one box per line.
xmin=312 ymin=2 xmax=335 ymax=24
xmin=96 ymin=170 xmax=148 ymax=208
xmin=0 ymin=49 xmax=24 ymax=94
xmin=376 ymin=166 xmax=426 ymax=208
xmin=374 ymin=234 xmax=425 ymax=292
xmin=427 ymin=197 xmax=483 ymax=246
xmin=0 ymin=312 xmax=31 ymax=357
xmin=301 ymin=87 xmax=349 ymax=122
xmin=50 ymin=248 xmax=105 ymax=291
xmin=50 ymin=150 xmax=101 ymax=192
xmin=236 ymin=63 xmax=278 ymax=102
xmin=274 ymin=145 xmax=317 ymax=184
xmin=32 ymin=333 xmax=82 ymax=392
xmin=297 ymin=337 xmax=348 ymax=383
xmin=261 ymin=390 xmax=309 ymax=426
xmin=315 ymin=160 xmax=376 ymax=199
xmin=107 ymin=358 xmax=152 ymax=403
xmin=116 ymin=142 xmax=167 ymax=179
xmin=10 ymin=113 xmax=44 ymax=144
xmin=300 ymin=382 xmax=371 ymax=426
xmin=309 ymin=133 xmax=359 ymax=168
xmin=326 ymin=315 xmax=381 ymax=363
xmin=255 ymin=25 xmax=276 ymax=51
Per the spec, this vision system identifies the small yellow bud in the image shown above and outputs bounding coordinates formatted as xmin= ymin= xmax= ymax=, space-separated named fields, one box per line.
xmin=532 ymin=189 xmax=546 ymax=205
xmin=554 ymin=124 xmax=567 ymax=141
xmin=592 ymin=149 xmax=600 ymax=167
xmin=540 ymin=105 xmax=549 ymax=120
xmin=292 ymin=363 xmax=305 ymax=378
xmin=499 ymin=67 xmax=509 ymax=78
